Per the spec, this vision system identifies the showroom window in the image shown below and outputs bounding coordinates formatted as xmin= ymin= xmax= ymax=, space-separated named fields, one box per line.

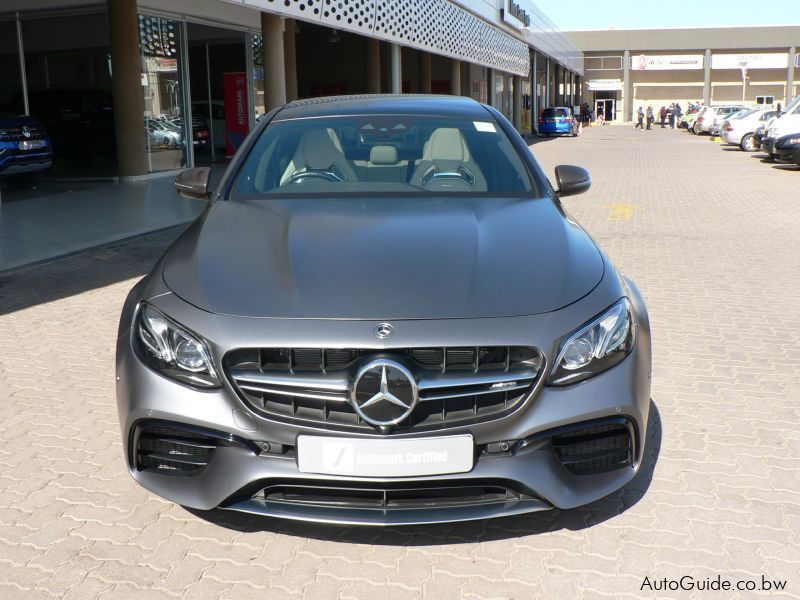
xmin=139 ymin=15 xmax=189 ymax=173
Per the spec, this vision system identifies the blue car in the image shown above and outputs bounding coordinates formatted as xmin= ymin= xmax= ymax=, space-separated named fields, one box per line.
xmin=538 ymin=107 xmax=578 ymax=137
xmin=0 ymin=112 xmax=53 ymax=188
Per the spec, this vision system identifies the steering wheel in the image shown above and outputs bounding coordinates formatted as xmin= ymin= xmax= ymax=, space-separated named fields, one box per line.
xmin=285 ymin=170 xmax=342 ymax=184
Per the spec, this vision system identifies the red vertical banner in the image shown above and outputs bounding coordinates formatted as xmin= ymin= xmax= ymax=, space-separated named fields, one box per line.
xmin=223 ymin=72 xmax=249 ymax=157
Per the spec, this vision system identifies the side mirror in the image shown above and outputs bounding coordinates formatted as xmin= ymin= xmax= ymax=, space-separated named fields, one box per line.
xmin=554 ymin=165 xmax=591 ymax=197
xmin=175 ymin=167 xmax=212 ymax=199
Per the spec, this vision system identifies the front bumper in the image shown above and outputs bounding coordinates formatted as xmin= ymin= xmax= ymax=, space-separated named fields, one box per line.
xmin=0 ymin=146 xmax=53 ymax=175
xmin=116 ymin=285 xmax=652 ymax=525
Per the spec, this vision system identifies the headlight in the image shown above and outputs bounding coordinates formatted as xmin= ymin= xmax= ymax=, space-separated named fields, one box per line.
xmin=134 ymin=304 xmax=220 ymax=388
xmin=783 ymin=137 xmax=800 ymax=146
xmin=549 ymin=299 xmax=634 ymax=386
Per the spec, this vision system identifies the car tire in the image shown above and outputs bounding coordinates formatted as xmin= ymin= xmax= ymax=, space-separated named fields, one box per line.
xmin=692 ymin=122 xmax=701 ymax=135
xmin=740 ymin=134 xmax=757 ymax=152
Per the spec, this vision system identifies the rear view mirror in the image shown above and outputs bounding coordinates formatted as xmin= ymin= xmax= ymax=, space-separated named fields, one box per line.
xmin=554 ymin=165 xmax=591 ymax=197
xmin=175 ymin=167 xmax=212 ymax=199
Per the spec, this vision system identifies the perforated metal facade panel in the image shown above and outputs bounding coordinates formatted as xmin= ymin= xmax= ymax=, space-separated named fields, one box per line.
xmin=241 ymin=0 xmax=530 ymax=75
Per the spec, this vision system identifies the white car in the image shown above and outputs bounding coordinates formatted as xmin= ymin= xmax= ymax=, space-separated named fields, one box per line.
xmin=692 ymin=105 xmax=746 ymax=135
xmin=720 ymin=108 xmax=779 ymax=151
xmin=762 ymin=95 xmax=800 ymax=157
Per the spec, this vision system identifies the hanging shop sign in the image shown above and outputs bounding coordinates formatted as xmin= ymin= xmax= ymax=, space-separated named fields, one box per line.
xmin=502 ymin=0 xmax=532 ymax=30
xmin=711 ymin=53 xmax=788 ymax=70
xmin=631 ymin=54 xmax=704 ymax=71
xmin=223 ymin=72 xmax=249 ymax=157
xmin=588 ymin=79 xmax=622 ymax=91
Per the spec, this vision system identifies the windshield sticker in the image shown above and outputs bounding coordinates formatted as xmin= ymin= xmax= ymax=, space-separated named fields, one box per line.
xmin=474 ymin=121 xmax=496 ymax=133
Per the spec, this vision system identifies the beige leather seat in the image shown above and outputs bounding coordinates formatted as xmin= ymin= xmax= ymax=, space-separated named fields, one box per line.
xmin=353 ymin=145 xmax=408 ymax=183
xmin=280 ymin=128 xmax=358 ymax=185
xmin=410 ymin=128 xmax=487 ymax=191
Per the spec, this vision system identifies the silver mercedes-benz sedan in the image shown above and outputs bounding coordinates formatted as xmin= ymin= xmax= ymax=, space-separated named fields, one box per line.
xmin=116 ymin=95 xmax=652 ymax=526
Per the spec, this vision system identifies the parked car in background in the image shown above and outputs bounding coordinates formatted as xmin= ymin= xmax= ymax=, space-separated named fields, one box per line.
xmin=766 ymin=132 xmax=800 ymax=163
xmin=693 ymin=105 xmax=746 ymax=135
xmin=538 ymin=107 xmax=578 ymax=137
xmin=761 ymin=95 xmax=800 ymax=159
xmin=709 ymin=108 xmax=748 ymax=136
xmin=146 ymin=119 xmax=183 ymax=149
xmin=0 ymin=111 xmax=53 ymax=188
xmin=680 ymin=106 xmax=701 ymax=130
xmin=191 ymin=101 xmax=227 ymax=151
xmin=720 ymin=108 xmax=779 ymax=151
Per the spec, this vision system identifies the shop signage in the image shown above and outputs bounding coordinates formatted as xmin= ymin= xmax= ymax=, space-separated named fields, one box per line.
xmin=631 ymin=54 xmax=703 ymax=71
xmin=588 ymin=79 xmax=622 ymax=91
xmin=502 ymin=0 xmax=531 ymax=30
xmin=223 ymin=72 xmax=249 ymax=157
xmin=711 ymin=53 xmax=788 ymax=70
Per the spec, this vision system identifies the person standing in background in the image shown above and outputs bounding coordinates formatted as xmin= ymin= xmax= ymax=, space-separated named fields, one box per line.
xmin=646 ymin=106 xmax=654 ymax=130
xmin=659 ymin=106 xmax=667 ymax=128
xmin=668 ymin=103 xmax=676 ymax=128
xmin=635 ymin=106 xmax=644 ymax=130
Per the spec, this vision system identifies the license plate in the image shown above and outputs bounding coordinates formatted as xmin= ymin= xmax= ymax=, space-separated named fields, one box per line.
xmin=19 ymin=139 xmax=46 ymax=150
xmin=297 ymin=434 xmax=474 ymax=477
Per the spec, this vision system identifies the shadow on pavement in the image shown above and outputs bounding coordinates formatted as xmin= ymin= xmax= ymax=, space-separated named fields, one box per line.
xmin=188 ymin=400 xmax=662 ymax=545
xmin=0 ymin=225 xmax=187 ymax=316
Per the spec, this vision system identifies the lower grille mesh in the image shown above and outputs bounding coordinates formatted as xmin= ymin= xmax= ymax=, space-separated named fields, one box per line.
xmin=552 ymin=423 xmax=633 ymax=475
xmin=136 ymin=425 xmax=217 ymax=476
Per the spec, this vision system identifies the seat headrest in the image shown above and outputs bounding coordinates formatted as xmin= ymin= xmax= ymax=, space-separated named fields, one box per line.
xmin=302 ymin=129 xmax=342 ymax=170
xmin=369 ymin=145 xmax=398 ymax=165
xmin=429 ymin=128 xmax=466 ymax=170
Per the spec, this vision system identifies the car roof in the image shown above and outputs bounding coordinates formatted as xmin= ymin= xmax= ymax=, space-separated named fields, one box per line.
xmin=273 ymin=94 xmax=492 ymax=121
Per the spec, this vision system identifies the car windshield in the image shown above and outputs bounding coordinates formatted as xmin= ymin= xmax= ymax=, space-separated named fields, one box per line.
xmin=783 ymin=95 xmax=800 ymax=115
xmin=733 ymin=108 xmax=758 ymax=119
xmin=542 ymin=108 xmax=568 ymax=118
xmin=233 ymin=115 xmax=537 ymax=197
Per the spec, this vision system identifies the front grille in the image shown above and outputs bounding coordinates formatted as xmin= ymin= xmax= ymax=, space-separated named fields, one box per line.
xmin=224 ymin=346 xmax=543 ymax=433
xmin=135 ymin=424 xmax=217 ymax=476
xmin=552 ymin=422 xmax=633 ymax=475
xmin=0 ymin=126 xmax=46 ymax=142
xmin=254 ymin=482 xmax=532 ymax=510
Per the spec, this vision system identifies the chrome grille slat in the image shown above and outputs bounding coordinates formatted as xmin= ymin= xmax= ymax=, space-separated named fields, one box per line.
xmin=225 ymin=346 xmax=543 ymax=433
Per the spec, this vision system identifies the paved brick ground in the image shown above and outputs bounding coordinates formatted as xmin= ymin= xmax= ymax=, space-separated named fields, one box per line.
xmin=1 ymin=125 xmax=799 ymax=599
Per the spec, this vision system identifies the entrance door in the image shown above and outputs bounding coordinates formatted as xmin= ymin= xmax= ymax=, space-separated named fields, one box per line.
xmin=595 ymin=99 xmax=615 ymax=122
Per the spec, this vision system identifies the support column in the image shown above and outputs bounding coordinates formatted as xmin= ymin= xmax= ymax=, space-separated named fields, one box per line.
xmin=283 ymin=19 xmax=298 ymax=101
xmin=545 ymin=60 xmax=550 ymax=108
xmin=512 ymin=74 xmax=522 ymax=131
xmin=366 ymin=38 xmax=381 ymax=93
xmin=532 ymin=53 xmax=538 ymax=129
xmin=390 ymin=43 xmax=402 ymax=94
xmin=787 ymin=47 xmax=796 ymax=105
xmin=262 ymin=12 xmax=286 ymax=110
xmin=107 ymin=0 xmax=147 ymax=177
xmin=703 ymin=48 xmax=711 ymax=105
xmin=623 ymin=49 xmax=631 ymax=122
xmin=419 ymin=51 xmax=431 ymax=94
xmin=450 ymin=58 xmax=461 ymax=95
xmin=460 ymin=62 xmax=470 ymax=96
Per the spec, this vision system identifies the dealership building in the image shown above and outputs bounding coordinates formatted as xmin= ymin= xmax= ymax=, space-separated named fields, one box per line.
xmin=0 ymin=0 xmax=582 ymax=180
xmin=567 ymin=26 xmax=800 ymax=122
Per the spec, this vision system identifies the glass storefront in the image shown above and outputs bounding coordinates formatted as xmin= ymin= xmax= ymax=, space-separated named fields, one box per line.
xmin=0 ymin=19 xmax=22 ymax=115
xmin=139 ymin=15 xmax=188 ymax=173
xmin=22 ymin=13 xmax=114 ymax=178
xmin=187 ymin=22 xmax=248 ymax=164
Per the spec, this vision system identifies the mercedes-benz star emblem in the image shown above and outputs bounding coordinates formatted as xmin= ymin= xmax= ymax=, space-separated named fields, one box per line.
xmin=350 ymin=359 xmax=417 ymax=429
xmin=21 ymin=126 xmax=31 ymax=139
xmin=373 ymin=322 xmax=394 ymax=339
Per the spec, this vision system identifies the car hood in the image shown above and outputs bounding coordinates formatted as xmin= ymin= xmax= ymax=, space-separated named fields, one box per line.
xmin=162 ymin=197 xmax=604 ymax=320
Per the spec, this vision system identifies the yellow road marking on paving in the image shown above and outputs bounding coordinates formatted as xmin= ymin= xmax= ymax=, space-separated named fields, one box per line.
xmin=603 ymin=203 xmax=637 ymax=221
